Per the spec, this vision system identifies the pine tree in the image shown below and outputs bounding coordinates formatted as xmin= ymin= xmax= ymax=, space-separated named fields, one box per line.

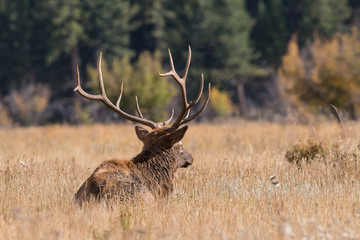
xmin=249 ymin=0 xmax=351 ymax=67
xmin=0 ymin=0 xmax=52 ymax=92
xmin=250 ymin=0 xmax=288 ymax=68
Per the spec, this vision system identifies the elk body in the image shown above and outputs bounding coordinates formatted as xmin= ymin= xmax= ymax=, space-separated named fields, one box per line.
xmin=73 ymin=47 xmax=210 ymax=205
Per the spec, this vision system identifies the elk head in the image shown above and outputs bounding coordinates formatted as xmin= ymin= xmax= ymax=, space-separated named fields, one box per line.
xmin=134 ymin=125 xmax=193 ymax=169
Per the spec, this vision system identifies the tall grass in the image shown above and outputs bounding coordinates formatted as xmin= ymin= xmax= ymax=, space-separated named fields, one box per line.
xmin=1 ymin=122 xmax=360 ymax=239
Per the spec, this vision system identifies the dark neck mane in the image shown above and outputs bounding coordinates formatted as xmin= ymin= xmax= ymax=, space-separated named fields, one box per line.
xmin=132 ymin=148 xmax=177 ymax=196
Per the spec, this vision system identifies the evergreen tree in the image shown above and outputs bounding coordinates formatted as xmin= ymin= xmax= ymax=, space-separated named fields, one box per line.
xmin=81 ymin=0 xmax=136 ymax=59
xmin=130 ymin=0 xmax=170 ymax=55
xmin=48 ymin=0 xmax=136 ymax=88
xmin=162 ymin=0 xmax=260 ymax=116
xmin=348 ymin=0 xmax=360 ymax=27
xmin=249 ymin=0 xmax=351 ymax=67
xmin=295 ymin=0 xmax=350 ymax=44
xmin=250 ymin=0 xmax=288 ymax=67
xmin=0 ymin=0 xmax=52 ymax=92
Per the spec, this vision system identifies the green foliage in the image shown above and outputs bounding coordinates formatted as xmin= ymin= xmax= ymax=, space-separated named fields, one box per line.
xmin=298 ymin=0 xmax=350 ymax=42
xmin=249 ymin=0 xmax=351 ymax=67
xmin=220 ymin=0 xmax=262 ymax=79
xmin=87 ymin=51 xmax=175 ymax=122
xmin=162 ymin=0 xmax=261 ymax=117
xmin=0 ymin=0 xmax=53 ymax=91
xmin=210 ymin=87 xmax=234 ymax=118
xmin=47 ymin=0 xmax=136 ymax=62
xmin=131 ymin=51 xmax=176 ymax=121
xmin=164 ymin=0 xmax=259 ymax=79
xmin=46 ymin=0 xmax=84 ymax=63
xmin=0 ymin=0 xmax=357 ymax=124
xmin=81 ymin=0 xmax=137 ymax=59
xmin=250 ymin=0 xmax=289 ymax=67
xmin=130 ymin=0 xmax=168 ymax=54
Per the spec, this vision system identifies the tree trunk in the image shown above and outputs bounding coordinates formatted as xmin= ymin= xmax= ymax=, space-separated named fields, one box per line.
xmin=349 ymin=102 xmax=357 ymax=120
xmin=350 ymin=7 xmax=359 ymax=28
xmin=71 ymin=44 xmax=80 ymax=85
xmin=236 ymin=82 xmax=248 ymax=117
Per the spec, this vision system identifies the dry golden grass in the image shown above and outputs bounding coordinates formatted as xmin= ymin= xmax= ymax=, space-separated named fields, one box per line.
xmin=1 ymin=122 xmax=360 ymax=239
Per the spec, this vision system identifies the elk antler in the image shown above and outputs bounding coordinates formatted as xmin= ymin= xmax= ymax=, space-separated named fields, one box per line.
xmin=74 ymin=52 xmax=174 ymax=129
xmin=158 ymin=46 xmax=211 ymax=128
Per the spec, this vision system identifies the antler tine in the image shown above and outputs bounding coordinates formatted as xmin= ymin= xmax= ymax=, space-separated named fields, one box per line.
xmin=168 ymin=49 xmax=176 ymax=73
xmin=161 ymin=109 xmax=175 ymax=126
xmin=158 ymin=48 xmax=190 ymax=127
xmin=158 ymin=50 xmax=182 ymax=83
xmin=183 ymin=109 xmax=191 ymax=119
xmin=182 ymin=46 xmax=191 ymax=81
xmin=135 ymin=96 xmax=144 ymax=118
xmin=135 ymin=96 xmax=174 ymax=127
xmin=179 ymin=83 xmax=211 ymax=126
xmin=75 ymin=52 xmax=175 ymax=129
xmin=188 ymin=73 xmax=204 ymax=108
xmin=158 ymin=47 xmax=210 ymax=128
xmin=75 ymin=65 xmax=102 ymax=100
xmin=115 ymin=82 xmax=124 ymax=108
xmin=97 ymin=52 xmax=106 ymax=95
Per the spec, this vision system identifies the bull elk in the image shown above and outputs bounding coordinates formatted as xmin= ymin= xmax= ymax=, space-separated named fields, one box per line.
xmin=73 ymin=46 xmax=210 ymax=205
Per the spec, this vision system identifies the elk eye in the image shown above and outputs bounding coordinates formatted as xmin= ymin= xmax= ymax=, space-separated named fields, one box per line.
xmin=174 ymin=143 xmax=182 ymax=150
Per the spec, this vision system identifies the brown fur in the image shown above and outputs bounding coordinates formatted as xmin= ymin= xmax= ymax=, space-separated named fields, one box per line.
xmin=74 ymin=126 xmax=193 ymax=206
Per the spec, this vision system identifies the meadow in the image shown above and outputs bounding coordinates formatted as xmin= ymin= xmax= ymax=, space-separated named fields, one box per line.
xmin=0 ymin=122 xmax=360 ymax=239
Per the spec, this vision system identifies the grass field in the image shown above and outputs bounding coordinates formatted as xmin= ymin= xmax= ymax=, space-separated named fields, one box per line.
xmin=1 ymin=122 xmax=360 ymax=239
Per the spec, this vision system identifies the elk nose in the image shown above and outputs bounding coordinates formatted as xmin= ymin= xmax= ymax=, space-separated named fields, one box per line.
xmin=184 ymin=156 xmax=193 ymax=168
xmin=183 ymin=162 xmax=191 ymax=168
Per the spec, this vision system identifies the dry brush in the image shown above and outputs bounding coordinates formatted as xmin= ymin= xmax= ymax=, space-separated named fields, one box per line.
xmin=0 ymin=122 xmax=360 ymax=239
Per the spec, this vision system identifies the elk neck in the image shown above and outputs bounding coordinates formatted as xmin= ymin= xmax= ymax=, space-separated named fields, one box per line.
xmin=131 ymin=147 xmax=178 ymax=196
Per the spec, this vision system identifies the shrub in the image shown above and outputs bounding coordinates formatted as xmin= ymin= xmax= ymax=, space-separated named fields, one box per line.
xmin=87 ymin=50 xmax=175 ymax=122
xmin=209 ymin=87 xmax=234 ymax=118
xmin=72 ymin=99 xmax=93 ymax=125
xmin=5 ymin=83 xmax=50 ymax=125
xmin=0 ymin=100 xmax=12 ymax=127
xmin=285 ymin=140 xmax=327 ymax=165
xmin=285 ymin=139 xmax=360 ymax=167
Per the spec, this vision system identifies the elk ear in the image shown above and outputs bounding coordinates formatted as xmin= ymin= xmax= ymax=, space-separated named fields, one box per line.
xmin=135 ymin=126 xmax=149 ymax=142
xmin=168 ymin=126 xmax=188 ymax=146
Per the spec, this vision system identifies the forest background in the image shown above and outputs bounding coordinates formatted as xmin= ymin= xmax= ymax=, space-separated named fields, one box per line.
xmin=0 ymin=0 xmax=359 ymax=126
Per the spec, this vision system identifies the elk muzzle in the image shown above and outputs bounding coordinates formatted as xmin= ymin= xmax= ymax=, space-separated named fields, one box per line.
xmin=179 ymin=148 xmax=193 ymax=168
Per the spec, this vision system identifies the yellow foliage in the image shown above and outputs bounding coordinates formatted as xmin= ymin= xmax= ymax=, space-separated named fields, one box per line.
xmin=13 ymin=92 xmax=27 ymax=119
xmin=0 ymin=102 xmax=12 ymax=127
xmin=278 ymin=35 xmax=305 ymax=84
xmin=210 ymin=87 xmax=233 ymax=118
xmin=73 ymin=98 xmax=92 ymax=124
xmin=278 ymin=29 xmax=360 ymax=117
xmin=7 ymin=83 xmax=50 ymax=125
